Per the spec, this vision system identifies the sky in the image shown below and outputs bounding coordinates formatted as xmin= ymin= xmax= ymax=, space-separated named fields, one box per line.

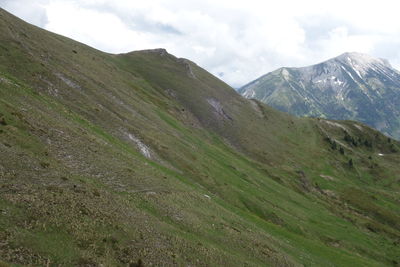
xmin=2 ymin=0 xmax=400 ymax=88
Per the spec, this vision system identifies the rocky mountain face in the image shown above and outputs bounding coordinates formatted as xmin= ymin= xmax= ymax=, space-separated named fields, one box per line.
xmin=1 ymin=9 xmax=400 ymax=266
xmin=239 ymin=52 xmax=400 ymax=139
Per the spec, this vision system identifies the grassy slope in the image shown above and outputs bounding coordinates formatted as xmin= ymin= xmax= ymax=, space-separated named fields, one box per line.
xmin=0 ymin=9 xmax=400 ymax=266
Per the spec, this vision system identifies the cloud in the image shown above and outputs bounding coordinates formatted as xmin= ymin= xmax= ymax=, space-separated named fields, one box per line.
xmin=2 ymin=0 xmax=400 ymax=87
xmin=0 ymin=0 xmax=49 ymax=27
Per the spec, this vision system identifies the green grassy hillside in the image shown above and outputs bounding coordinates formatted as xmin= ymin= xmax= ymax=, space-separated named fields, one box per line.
xmin=0 ymin=9 xmax=399 ymax=266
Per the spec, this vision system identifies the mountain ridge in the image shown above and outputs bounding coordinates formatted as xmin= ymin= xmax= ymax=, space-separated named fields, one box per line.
xmin=239 ymin=52 xmax=400 ymax=139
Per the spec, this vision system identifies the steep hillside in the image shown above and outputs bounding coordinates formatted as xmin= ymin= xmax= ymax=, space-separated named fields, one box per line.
xmin=1 ymin=9 xmax=400 ymax=266
xmin=239 ymin=52 xmax=400 ymax=139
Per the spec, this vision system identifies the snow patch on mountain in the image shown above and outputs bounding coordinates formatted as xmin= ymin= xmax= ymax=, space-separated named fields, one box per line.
xmin=337 ymin=52 xmax=391 ymax=77
xmin=242 ymin=88 xmax=256 ymax=98
xmin=281 ymin=68 xmax=290 ymax=79
xmin=341 ymin=66 xmax=356 ymax=82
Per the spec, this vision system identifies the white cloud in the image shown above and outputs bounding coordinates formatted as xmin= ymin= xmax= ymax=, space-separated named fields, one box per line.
xmin=44 ymin=1 xmax=151 ymax=52
xmin=2 ymin=0 xmax=400 ymax=87
xmin=0 ymin=0 xmax=49 ymax=26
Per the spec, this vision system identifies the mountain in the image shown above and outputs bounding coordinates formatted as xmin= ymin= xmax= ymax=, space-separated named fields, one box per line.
xmin=1 ymin=8 xmax=400 ymax=266
xmin=239 ymin=52 xmax=400 ymax=139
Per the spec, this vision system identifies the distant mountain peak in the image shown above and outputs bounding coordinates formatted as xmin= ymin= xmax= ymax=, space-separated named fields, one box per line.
xmin=239 ymin=52 xmax=400 ymax=139
xmin=338 ymin=51 xmax=375 ymax=60
xmin=334 ymin=51 xmax=392 ymax=70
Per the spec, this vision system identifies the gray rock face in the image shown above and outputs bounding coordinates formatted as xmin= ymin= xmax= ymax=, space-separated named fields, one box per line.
xmin=239 ymin=52 xmax=400 ymax=139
